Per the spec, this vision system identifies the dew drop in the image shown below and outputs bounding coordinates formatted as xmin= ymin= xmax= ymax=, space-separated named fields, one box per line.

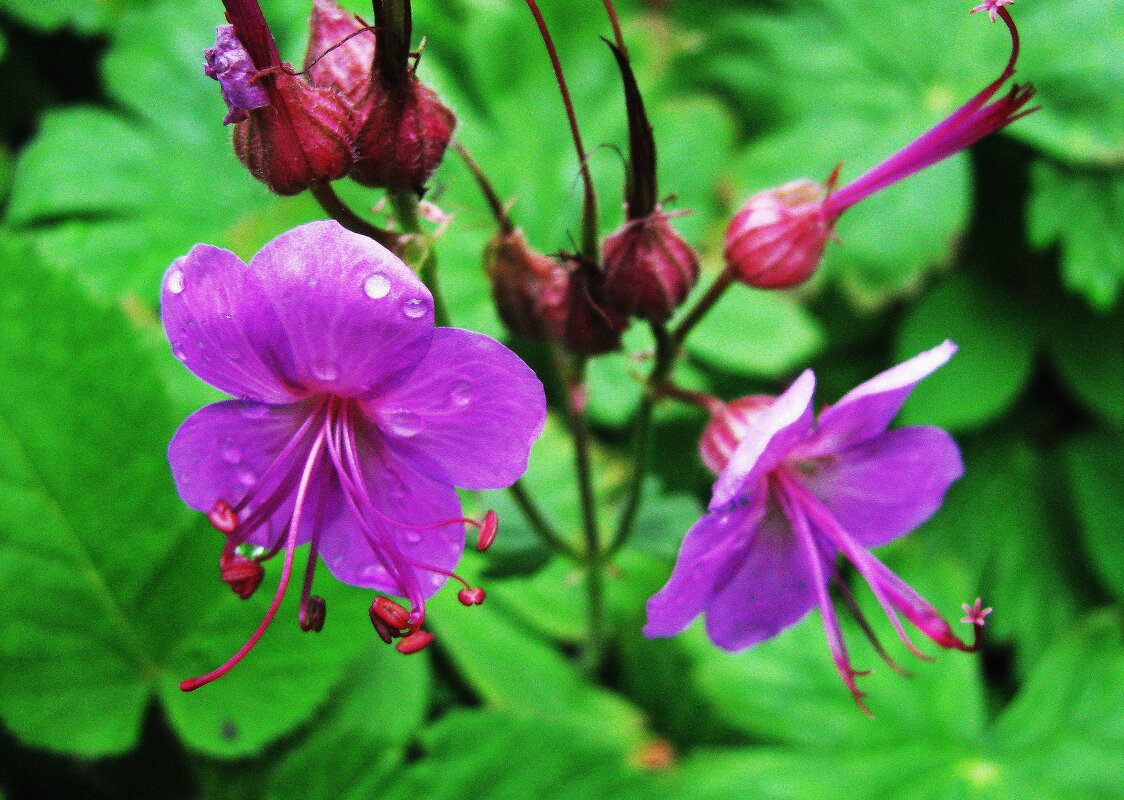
xmin=240 ymin=403 xmax=270 ymax=420
xmin=361 ymin=564 xmax=389 ymax=579
xmin=166 ymin=269 xmax=185 ymax=294
xmin=451 ymin=379 xmax=474 ymax=407
xmin=401 ymin=297 xmax=427 ymax=319
xmin=405 ymin=531 xmax=422 ymax=545
xmin=171 ymin=342 xmax=187 ymax=361
xmin=220 ymin=440 xmax=241 ymax=464
xmin=312 ymin=361 xmax=339 ymax=382
xmin=385 ymin=410 xmax=422 ymax=438
xmin=364 ymin=272 xmax=392 ymax=299
xmin=237 ymin=467 xmax=257 ymax=487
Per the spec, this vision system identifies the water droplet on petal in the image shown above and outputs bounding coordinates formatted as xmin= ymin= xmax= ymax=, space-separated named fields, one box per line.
xmin=312 ymin=361 xmax=339 ymax=382
xmin=167 ymin=269 xmax=185 ymax=294
xmin=240 ymin=403 xmax=270 ymax=420
xmin=451 ymin=379 xmax=474 ymax=407
xmin=385 ymin=410 xmax=422 ymax=438
xmin=364 ymin=273 xmax=392 ymax=299
xmin=361 ymin=564 xmax=389 ymax=579
xmin=237 ymin=468 xmax=256 ymax=487
xmin=221 ymin=441 xmax=242 ymax=464
xmin=401 ymin=297 xmax=428 ymax=319
xmin=405 ymin=531 xmax=421 ymax=545
xmin=171 ymin=342 xmax=187 ymax=361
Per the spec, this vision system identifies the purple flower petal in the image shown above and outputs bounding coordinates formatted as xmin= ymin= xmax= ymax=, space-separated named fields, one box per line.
xmin=162 ymin=245 xmax=305 ymax=405
xmin=316 ymin=429 xmax=464 ymax=600
xmin=248 ymin=221 xmax=436 ymax=398
xmin=205 ymin=25 xmax=271 ymax=126
xmin=710 ymin=370 xmax=815 ymax=510
xmin=703 ymin=492 xmax=824 ymax=650
xmin=798 ymin=341 xmax=956 ymax=457
xmin=168 ymin=399 xmax=316 ymax=549
xmin=362 ymin=328 xmax=546 ymax=490
xmin=645 ymin=495 xmax=767 ymax=639
xmin=801 ymin=426 xmax=964 ymax=548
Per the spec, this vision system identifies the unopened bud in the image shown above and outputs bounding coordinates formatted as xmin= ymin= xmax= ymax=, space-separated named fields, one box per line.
xmin=699 ymin=394 xmax=776 ymax=475
xmin=724 ymin=180 xmax=832 ymax=289
xmin=304 ymin=0 xmax=374 ymax=107
xmin=349 ymin=80 xmax=456 ymax=193
xmin=301 ymin=595 xmax=327 ymax=632
xmin=486 ymin=228 xmax=568 ymax=341
xmin=395 ymin=629 xmax=434 ymax=654
xmin=602 ymin=211 xmax=698 ymax=323
xmin=552 ymin=256 xmax=628 ymax=356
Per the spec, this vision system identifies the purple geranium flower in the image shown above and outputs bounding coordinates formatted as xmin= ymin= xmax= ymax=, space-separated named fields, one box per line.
xmin=645 ymin=342 xmax=985 ymax=713
xmin=163 ymin=220 xmax=545 ymax=690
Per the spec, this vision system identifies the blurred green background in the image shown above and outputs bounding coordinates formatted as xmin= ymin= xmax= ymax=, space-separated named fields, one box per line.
xmin=0 ymin=0 xmax=1122 ymax=797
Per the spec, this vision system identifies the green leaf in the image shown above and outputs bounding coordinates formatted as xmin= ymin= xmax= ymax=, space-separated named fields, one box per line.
xmin=427 ymin=592 xmax=647 ymax=748
xmin=0 ymin=237 xmax=183 ymax=756
xmin=265 ymin=644 xmax=431 ymax=800
xmin=1013 ymin=0 xmax=1124 ymax=167
xmin=1063 ymin=431 xmax=1124 ymax=600
xmin=895 ymin=272 xmax=1037 ymax=432
xmin=1028 ymin=162 xmax=1124 ymax=310
xmin=1047 ymin=295 xmax=1124 ymax=430
xmin=379 ymin=709 xmax=660 ymax=800
xmin=0 ymin=0 xmax=143 ymax=34
xmin=685 ymin=280 xmax=824 ymax=377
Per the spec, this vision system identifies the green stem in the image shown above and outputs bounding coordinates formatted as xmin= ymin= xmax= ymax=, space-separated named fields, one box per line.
xmin=309 ymin=182 xmax=399 ymax=250
xmin=607 ymin=270 xmax=736 ymax=556
xmin=554 ymin=351 xmax=605 ymax=670
xmin=507 ymin=478 xmax=580 ymax=560
xmin=388 ymin=191 xmax=450 ymax=327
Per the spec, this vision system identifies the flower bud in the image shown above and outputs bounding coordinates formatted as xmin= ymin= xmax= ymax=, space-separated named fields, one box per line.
xmin=486 ymin=228 xmax=570 ymax=342
xmin=602 ymin=211 xmax=698 ymax=323
xmin=699 ymin=394 xmax=776 ymax=475
xmin=553 ymin=257 xmax=628 ymax=356
xmin=232 ymin=71 xmax=355 ymax=196
xmin=349 ymin=79 xmax=456 ymax=193
xmin=723 ymin=180 xmax=831 ymax=289
xmin=304 ymin=0 xmax=375 ymax=107
xmin=206 ymin=22 xmax=354 ymax=196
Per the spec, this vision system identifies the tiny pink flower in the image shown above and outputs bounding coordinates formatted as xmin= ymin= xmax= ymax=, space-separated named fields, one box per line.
xmin=163 ymin=221 xmax=545 ymax=689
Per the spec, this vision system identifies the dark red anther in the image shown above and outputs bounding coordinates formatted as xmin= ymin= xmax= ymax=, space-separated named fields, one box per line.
xmin=371 ymin=596 xmax=412 ymax=630
xmin=395 ymin=629 xmax=433 ymax=654
xmin=208 ymin=500 xmax=239 ymax=533
xmin=301 ymin=595 xmax=327 ymax=632
xmin=476 ymin=510 xmax=498 ymax=551
xmin=369 ymin=611 xmax=397 ymax=644
xmin=457 ymin=587 xmax=486 ymax=606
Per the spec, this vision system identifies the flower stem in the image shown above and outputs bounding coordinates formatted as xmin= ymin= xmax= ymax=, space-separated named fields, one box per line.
xmin=507 ymin=478 xmax=580 ymax=560
xmin=309 ymin=181 xmax=400 ymax=250
xmin=670 ymin=267 xmax=735 ymax=348
xmin=388 ymin=190 xmax=450 ymax=327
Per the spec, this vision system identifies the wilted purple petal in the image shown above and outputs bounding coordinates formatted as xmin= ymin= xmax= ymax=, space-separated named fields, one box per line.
xmin=205 ymin=25 xmax=270 ymax=125
xmin=162 ymin=245 xmax=304 ymax=405
xmin=710 ymin=370 xmax=815 ymax=510
xmin=703 ymin=493 xmax=824 ymax=650
xmin=802 ymin=426 xmax=963 ymax=548
xmin=168 ymin=399 xmax=315 ymax=549
xmin=797 ymin=340 xmax=956 ymax=457
xmin=645 ymin=496 xmax=767 ymax=639
xmin=364 ymin=328 xmax=546 ymax=490
xmin=316 ymin=431 xmax=464 ymax=599
xmin=248 ymin=221 xmax=435 ymax=397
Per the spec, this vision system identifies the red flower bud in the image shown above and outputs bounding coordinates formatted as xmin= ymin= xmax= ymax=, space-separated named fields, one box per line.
xmin=699 ymin=394 xmax=776 ymax=475
xmin=723 ymin=180 xmax=832 ymax=289
xmin=349 ymin=79 xmax=456 ymax=193
xmin=304 ymin=0 xmax=375 ymax=107
xmin=552 ymin=257 xmax=628 ymax=356
xmin=232 ymin=72 xmax=355 ymax=196
xmin=486 ymin=228 xmax=569 ymax=342
xmin=602 ymin=210 xmax=698 ymax=323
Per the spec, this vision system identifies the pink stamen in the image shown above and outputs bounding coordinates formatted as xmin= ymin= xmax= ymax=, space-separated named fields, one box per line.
xmin=181 ymin=419 xmax=329 ymax=692
xmin=395 ymin=629 xmax=433 ymax=654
